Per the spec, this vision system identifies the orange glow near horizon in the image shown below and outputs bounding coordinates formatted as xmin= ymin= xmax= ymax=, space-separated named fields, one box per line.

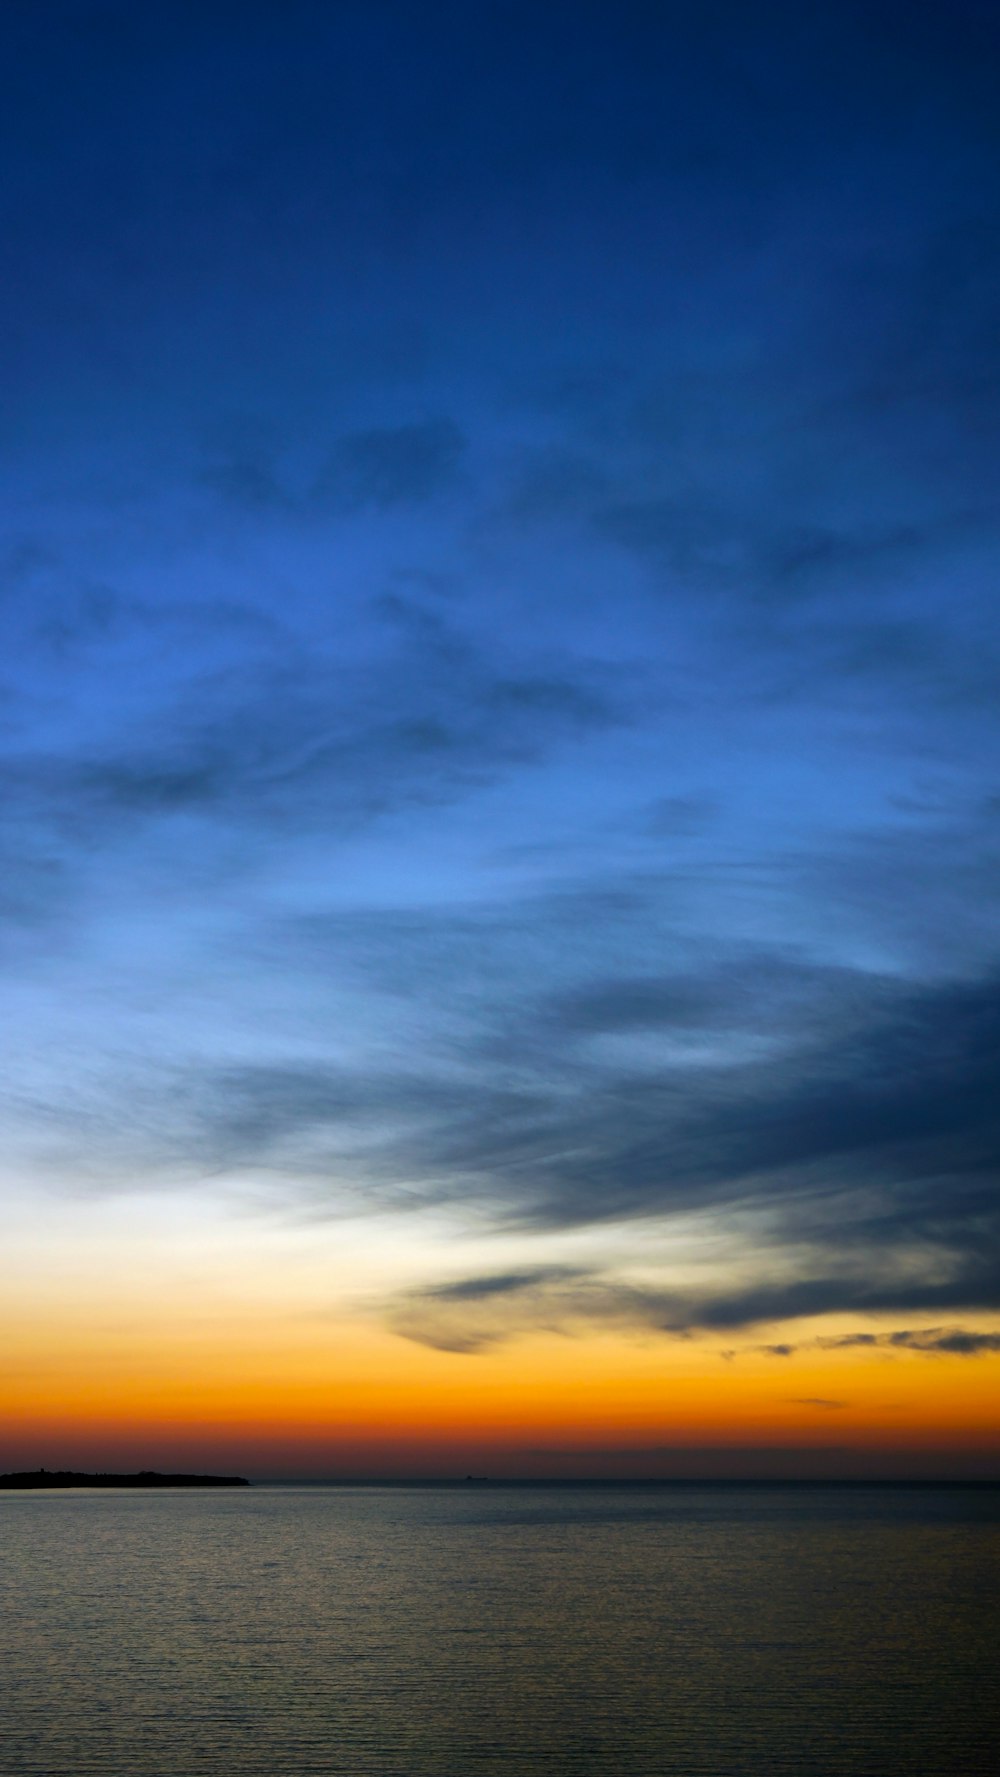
xmin=2 ymin=1194 xmax=997 ymax=1482
xmin=4 ymin=1299 xmax=999 ymax=1479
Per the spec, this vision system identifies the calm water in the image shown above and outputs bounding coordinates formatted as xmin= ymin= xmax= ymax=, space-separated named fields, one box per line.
xmin=1 ymin=1484 xmax=997 ymax=1775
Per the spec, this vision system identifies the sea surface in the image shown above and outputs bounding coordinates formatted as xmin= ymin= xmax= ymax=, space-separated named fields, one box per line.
xmin=1 ymin=1483 xmax=997 ymax=1776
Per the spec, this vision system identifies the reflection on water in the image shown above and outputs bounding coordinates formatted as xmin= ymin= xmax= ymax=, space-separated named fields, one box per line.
xmin=1 ymin=1484 xmax=997 ymax=1775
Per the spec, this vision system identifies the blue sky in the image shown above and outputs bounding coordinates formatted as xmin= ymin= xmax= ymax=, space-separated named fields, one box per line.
xmin=3 ymin=0 xmax=999 ymax=1364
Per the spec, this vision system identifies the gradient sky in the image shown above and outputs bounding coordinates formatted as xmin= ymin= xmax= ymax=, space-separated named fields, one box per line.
xmin=2 ymin=0 xmax=999 ymax=1478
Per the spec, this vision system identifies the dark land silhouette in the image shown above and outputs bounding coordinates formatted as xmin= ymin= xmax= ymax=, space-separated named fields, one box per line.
xmin=0 ymin=1469 xmax=250 ymax=1488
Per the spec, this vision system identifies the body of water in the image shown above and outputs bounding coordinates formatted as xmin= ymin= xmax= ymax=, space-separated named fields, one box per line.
xmin=1 ymin=1482 xmax=997 ymax=1775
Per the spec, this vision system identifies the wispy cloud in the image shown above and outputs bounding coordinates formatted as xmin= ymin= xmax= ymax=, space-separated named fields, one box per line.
xmin=755 ymin=1328 xmax=1000 ymax=1360
xmin=821 ymin=1328 xmax=1000 ymax=1357
xmin=384 ymin=1250 xmax=1000 ymax=1357
xmin=313 ymin=420 xmax=466 ymax=512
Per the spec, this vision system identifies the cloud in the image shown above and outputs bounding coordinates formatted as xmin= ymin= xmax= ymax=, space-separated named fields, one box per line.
xmin=426 ymin=957 xmax=1000 ymax=1277
xmin=11 ymin=884 xmax=996 ymax=1344
xmin=418 ymin=1267 xmax=585 ymax=1303
xmin=363 ymin=954 xmax=1000 ymax=1340
xmin=822 ymin=1328 xmax=1000 ymax=1357
xmin=385 ymin=1246 xmax=1000 ymax=1355
xmin=200 ymin=418 xmax=467 ymax=517
xmin=384 ymin=1256 xmax=1000 ymax=1358
xmin=0 ymin=607 xmax=627 ymax=878
xmin=5 ymin=787 xmax=998 ymax=1354
xmin=202 ymin=453 xmax=291 ymax=513
xmin=313 ymin=420 xmax=466 ymax=512
xmin=753 ymin=1327 xmax=1000 ymax=1359
xmin=788 ymin=1398 xmax=848 ymax=1410
xmin=543 ymin=954 xmax=872 ymax=1042
xmin=389 ymin=1266 xmax=594 ymax=1352
xmin=387 ymin=1266 xmax=678 ymax=1354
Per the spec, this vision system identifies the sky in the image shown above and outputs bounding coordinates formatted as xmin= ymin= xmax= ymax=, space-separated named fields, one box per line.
xmin=2 ymin=0 xmax=999 ymax=1479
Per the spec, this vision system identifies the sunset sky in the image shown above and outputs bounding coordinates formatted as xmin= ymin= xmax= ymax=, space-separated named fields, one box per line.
xmin=2 ymin=0 xmax=999 ymax=1479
